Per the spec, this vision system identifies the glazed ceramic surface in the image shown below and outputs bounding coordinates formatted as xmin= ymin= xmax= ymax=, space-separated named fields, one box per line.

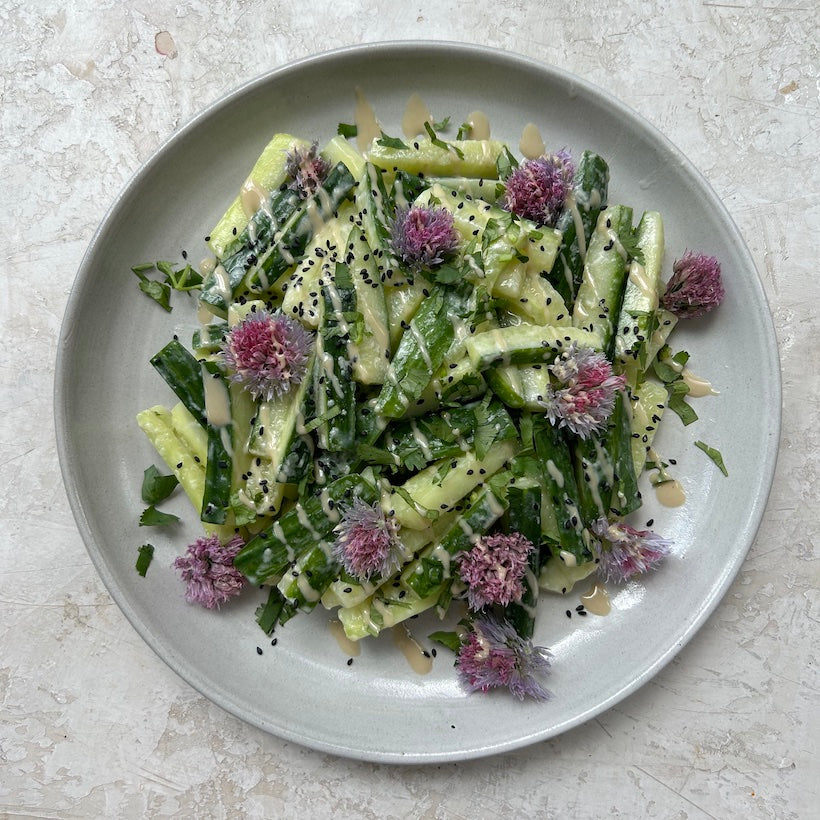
xmin=55 ymin=43 xmax=780 ymax=763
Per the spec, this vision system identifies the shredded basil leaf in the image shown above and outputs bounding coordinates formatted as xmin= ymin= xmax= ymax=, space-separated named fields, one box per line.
xmin=495 ymin=146 xmax=519 ymax=180
xmin=256 ymin=587 xmax=287 ymax=635
xmin=377 ymin=132 xmax=409 ymax=150
xmin=667 ymin=381 xmax=699 ymax=425
xmin=695 ymin=440 xmax=728 ymax=476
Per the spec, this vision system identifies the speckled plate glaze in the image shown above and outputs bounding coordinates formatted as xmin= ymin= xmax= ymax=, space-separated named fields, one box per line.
xmin=55 ymin=42 xmax=780 ymax=763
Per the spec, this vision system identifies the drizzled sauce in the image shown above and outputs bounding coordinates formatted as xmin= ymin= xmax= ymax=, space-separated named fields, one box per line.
xmin=520 ymin=123 xmax=545 ymax=158
xmin=240 ymin=179 xmax=268 ymax=219
xmin=393 ymin=626 xmax=433 ymax=675
xmin=354 ymin=87 xmax=381 ymax=151
xmin=329 ymin=620 xmax=361 ymax=657
xmin=655 ymin=479 xmax=686 ymax=507
xmin=465 ymin=110 xmax=490 ymax=140
xmin=581 ymin=582 xmax=611 ymax=616
xmin=402 ymin=92 xmax=432 ymax=138
xmin=559 ymin=549 xmax=577 ymax=567
xmin=682 ymin=368 xmax=719 ymax=398
xmin=199 ymin=257 xmax=216 ymax=277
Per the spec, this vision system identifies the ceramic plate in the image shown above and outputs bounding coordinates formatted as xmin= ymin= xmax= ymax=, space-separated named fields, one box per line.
xmin=55 ymin=43 xmax=780 ymax=763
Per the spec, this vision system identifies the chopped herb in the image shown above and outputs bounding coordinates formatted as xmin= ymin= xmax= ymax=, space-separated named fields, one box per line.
xmin=255 ymin=587 xmax=287 ymax=635
xmin=428 ymin=261 xmax=463 ymax=285
xmin=132 ymin=260 xmax=204 ymax=311
xmin=617 ymin=224 xmax=646 ymax=266
xmin=230 ymin=492 xmax=259 ymax=527
xmin=432 ymin=116 xmax=451 ymax=131
xmin=495 ymin=145 xmax=519 ymax=180
xmin=472 ymin=397 xmax=497 ymax=461
xmin=694 ymin=440 xmax=728 ymax=476
xmin=140 ymin=465 xmax=179 ymax=505
xmin=667 ymin=381 xmax=699 ymax=426
xmin=337 ymin=122 xmax=358 ymax=138
xmin=135 ymin=543 xmax=155 ymax=577
xmin=135 ymin=276 xmax=172 ymax=312
xmin=139 ymin=505 xmax=180 ymax=527
xmin=428 ymin=630 xmax=462 ymax=653
xmin=423 ymin=121 xmax=464 ymax=159
xmin=376 ymin=132 xmax=410 ymax=150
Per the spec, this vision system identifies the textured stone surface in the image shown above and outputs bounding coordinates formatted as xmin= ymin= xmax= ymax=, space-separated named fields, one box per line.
xmin=1 ymin=0 xmax=817 ymax=817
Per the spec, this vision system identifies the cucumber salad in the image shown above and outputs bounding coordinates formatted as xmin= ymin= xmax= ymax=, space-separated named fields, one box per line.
xmin=134 ymin=105 xmax=726 ymax=701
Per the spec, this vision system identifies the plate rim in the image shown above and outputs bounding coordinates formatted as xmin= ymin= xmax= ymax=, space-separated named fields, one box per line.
xmin=54 ymin=40 xmax=782 ymax=763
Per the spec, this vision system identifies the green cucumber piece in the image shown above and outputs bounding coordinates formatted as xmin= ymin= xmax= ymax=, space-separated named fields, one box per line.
xmin=382 ymin=438 xmax=518 ymax=530
xmin=464 ymin=324 xmax=600 ymax=369
xmin=571 ymin=205 xmax=633 ymax=357
xmin=401 ymin=485 xmax=508 ymax=599
xmin=368 ymin=137 xmax=506 ymax=177
xmin=553 ymin=150 xmax=609 ymax=306
xmin=208 ymin=133 xmax=310 ymax=259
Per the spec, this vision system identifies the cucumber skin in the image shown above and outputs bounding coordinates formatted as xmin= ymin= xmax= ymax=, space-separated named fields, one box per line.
xmin=553 ymin=151 xmax=609 ymax=306
xmin=504 ymin=484 xmax=542 ymax=639
xmin=234 ymin=475 xmax=378 ymax=586
xmin=465 ymin=325 xmax=600 ymax=369
xmin=401 ymin=486 xmax=508 ymax=599
xmin=571 ymin=205 xmax=633 ymax=358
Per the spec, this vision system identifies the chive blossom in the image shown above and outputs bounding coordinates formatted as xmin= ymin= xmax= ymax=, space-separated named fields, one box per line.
xmin=661 ymin=251 xmax=724 ymax=318
xmin=456 ymin=613 xmax=552 ymax=701
xmin=457 ymin=531 xmax=535 ymax=610
xmin=389 ymin=205 xmax=458 ymax=274
xmin=332 ymin=498 xmax=403 ymax=581
xmin=221 ymin=308 xmax=313 ymax=401
xmin=502 ymin=150 xmax=574 ymax=226
xmin=541 ymin=343 xmax=626 ymax=438
xmin=286 ymin=141 xmax=330 ymax=198
xmin=590 ymin=517 xmax=672 ymax=583
xmin=173 ymin=533 xmax=246 ymax=609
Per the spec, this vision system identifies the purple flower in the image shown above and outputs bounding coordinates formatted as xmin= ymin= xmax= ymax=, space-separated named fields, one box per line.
xmin=221 ymin=308 xmax=313 ymax=401
xmin=286 ymin=141 xmax=330 ymax=197
xmin=457 ymin=532 xmax=535 ymax=611
xmin=590 ymin=517 xmax=673 ymax=584
xmin=173 ymin=533 xmax=246 ymax=609
xmin=389 ymin=205 xmax=458 ymax=273
xmin=541 ymin=343 xmax=626 ymax=438
xmin=456 ymin=613 xmax=552 ymax=701
xmin=661 ymin=251 xmax=724 ymax=318
xmin=503 ymin=150 xmax=574 ymax=226
xmin=332 ymin=498 xmax=403 ymax=581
